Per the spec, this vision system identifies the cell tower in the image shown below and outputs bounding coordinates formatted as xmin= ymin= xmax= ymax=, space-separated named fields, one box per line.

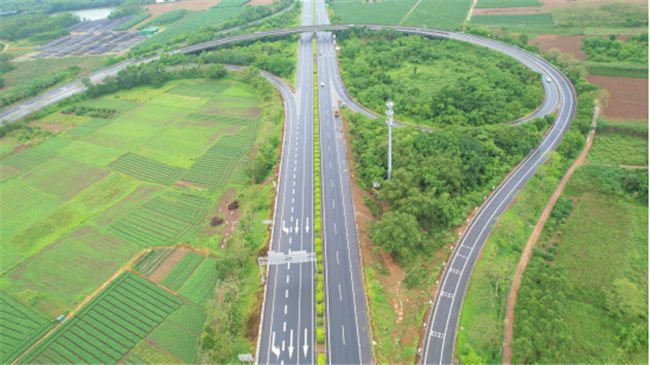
xmin=385 ymin=100 xmax=394 ymax=180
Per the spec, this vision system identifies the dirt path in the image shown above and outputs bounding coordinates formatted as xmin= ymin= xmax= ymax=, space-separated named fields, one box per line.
xmin=465 ymin=0 xmax=480 ymax=23
xmin=399 ymin=0 xmax=422 ymax=25
xmin=620 ymin=164 xmax=649 ymax=169
xmin=502 ymin=103 xmax=600 ymax=364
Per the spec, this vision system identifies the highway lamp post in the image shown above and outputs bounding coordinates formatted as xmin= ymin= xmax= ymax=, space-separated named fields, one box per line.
xmin=385 ymin=100 xmax=394 ymax=180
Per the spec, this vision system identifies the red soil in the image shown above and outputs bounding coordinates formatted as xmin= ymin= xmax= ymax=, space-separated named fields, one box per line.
xmin=585 ymin=75 xmax=648 ymax=120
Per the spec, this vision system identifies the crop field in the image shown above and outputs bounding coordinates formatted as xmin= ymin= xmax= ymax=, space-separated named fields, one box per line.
xmin=181 ymin=152 xmax=239 ymax=189
xmin=160 ymin=251 xmax=205 ymax=291
xmin=331 ymin=0 xmax=418 ymax=25
xmin=1 ymin=57 xmax=104 ymax=90
xmin=2 ymin=136 xmax=71 ymax=171
xmin=167 ymin=301 xmax=206 ymax=335
xmin=137 ymin=119 xmax=239 ymax=163
xmin=470 ymin=13 xmax=555 ymax=32
xmin=148 ymin=320 xmax=199 ymax=363
xmin=177 ymin=257 xmax=218 ymax=305
xmin=19 ymin=157 xmax=109 ymax=202
xmin=476 ymin=0 xmax=541 ymax=8
xmin=186 ymin=112 xmax=253 ymax=126
xmin=3 ymin=226 xmax=140 ymax=317
xmin=167 ymin=82 xmax=231 ymax=98
xmin=108 ymin=196 xmax=210 ymax=247
xmin=402 ymin=0 xmax=473 ymax=30
xmin=0 ymin=77 xmax=269 ymax=361
xmin=18 ymin=271 xmax=183 ymax=365
xmin=110 ymin=153 xmax=185 ymax=186
xmin=132 ymin=248 xmax=176 ymax=276
xmin=199 ymin=96 xmax=262 ymax=118
xmin=135 ymin=5 xmax=246 ymax=49
xmin=0 ymin=293 xmax=54 ymax=364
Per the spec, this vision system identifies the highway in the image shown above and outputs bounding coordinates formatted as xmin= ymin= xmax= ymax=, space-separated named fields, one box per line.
xmin=314 ymin=1 xmax=373 ymax=365
xmin=256 ymin=2 xmax=315 ymax=365
xmin=1 ymin=21 xmax=577 ymax=365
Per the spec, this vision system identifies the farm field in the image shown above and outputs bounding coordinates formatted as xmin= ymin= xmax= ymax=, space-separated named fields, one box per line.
xmin=17 ymin=271 xmax=183 ymax=364
xmin=134 ymin=0 xmax=249 ymax=49
xmin=401 ymin=0 xmax=474 ymax=30
xmin=0 ymin=293 xmax=54 ymax=364
xmin=587 ymin=133 xmax=648 ymax=166
xmin=330 ymin=0 xmax=418 ymax=25
xmin=0 ymin=57 xmax=105 ymax=92
xmin=0 ymin=74 xmax=269 ymax=339
xmin=475 ymin=0 xmax=541 ymax=8
xmin=585 ymin=75 xmax=648 ymax=120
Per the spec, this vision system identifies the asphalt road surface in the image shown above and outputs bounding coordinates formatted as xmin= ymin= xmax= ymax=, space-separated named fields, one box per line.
xmin=256 ymin=2 xmax=315 ymax=365
xmin=314 ymin=1 xmax=372 ymax=364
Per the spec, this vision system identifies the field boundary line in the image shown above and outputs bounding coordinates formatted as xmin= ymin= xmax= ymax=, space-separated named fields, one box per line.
xmin=502 ymin=101 xmax=600 ymax=365
xmin=399 ymin=0 xmax=423 ymax=25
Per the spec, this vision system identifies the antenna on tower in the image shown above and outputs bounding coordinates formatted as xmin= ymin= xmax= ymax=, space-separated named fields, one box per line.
xmin=385 ymin=99 xmax=394 ymax=180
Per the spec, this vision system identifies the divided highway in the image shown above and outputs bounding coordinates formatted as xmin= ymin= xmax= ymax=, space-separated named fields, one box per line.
xmin=314 ymin=1 xmax=372 ymax=364
xmin=2 ymin=20 xmax=577 ymax=365
xmin=257 ymin=2 xmax=315 ymax=365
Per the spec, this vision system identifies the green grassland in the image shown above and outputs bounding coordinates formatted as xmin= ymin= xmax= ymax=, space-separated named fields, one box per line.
xmin=588 ymin=133 xmax=648 ymax=166
xmin=402 ymin=0 xmax=474 ymax=30
xmin=0 ymin=56 xmax=104 ymax=91
xmin=512 ymin=162 xmax=648 ymax=364
xmin=476 ymin=0 xmax=540 ymax=8
xmin=330 ymin=0 xmax=418 ymax=25
xmin=456 ymin=164 xmax=562 ymax=364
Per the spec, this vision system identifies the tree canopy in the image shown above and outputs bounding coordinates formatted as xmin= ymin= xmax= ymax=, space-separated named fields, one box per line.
xmin=336 ymin=28 xmax=544 ymax=127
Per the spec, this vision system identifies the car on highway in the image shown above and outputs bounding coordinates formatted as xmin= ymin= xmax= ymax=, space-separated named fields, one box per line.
xmin=321 ymin=82 xmax=324 ymax=87
xmin=546 ymin=77 xmax=552 ymax=83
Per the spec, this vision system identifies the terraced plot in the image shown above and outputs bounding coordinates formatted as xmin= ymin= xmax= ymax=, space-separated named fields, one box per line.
xmin=110 ymin=153 xmax=185 ymax=186
xmin=181 ymin=154 xmax=239 ymax=190
xmin=177 ymin=257 xmax=218 ymax=306
xmin=66 ymin=118 xmax=113 ymax=136
xmin=2 ymin=137 xmax=72 ymax=171
xmin=0 ymin=293 xmax=54 ymax=364
xmin=186 ymin=112 xmax=253 ymax=126
xmin=18 ymin=271 xmax=182 ymax=365
xmin=132 ymin=248 xmax=176 ymax=277
xmin=108 ymin=196 xmax=210 ymax=247
xmin=160 ymin=251 xmax=205 ymax=292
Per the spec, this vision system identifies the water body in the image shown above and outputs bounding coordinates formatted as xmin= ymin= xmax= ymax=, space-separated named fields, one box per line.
xmin=51 ymin=7 xmax=117 ymax=21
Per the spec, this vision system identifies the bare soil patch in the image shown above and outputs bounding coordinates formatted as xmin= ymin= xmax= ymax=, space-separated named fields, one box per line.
xmin=28 ymin=122 xmax=73 ymax=133
xmin=542 ymin=0 xmax=645 ymax=10
xmin=197 ymin=189 xmax=242 ymax=249
xmin=143 ymin=0 xmax=222 ymax=16
xmin=246 ymin=0 xmax=275 ymax=4
xmin=585 ymin=75 xmax=648 ymax=120
xmin=148 ymin=247 xmax=189 ymax=283
xmin=473 ymin=7 xmax=550 ymax=15
xmin=530 ymin=34 xmax=587 ymax=60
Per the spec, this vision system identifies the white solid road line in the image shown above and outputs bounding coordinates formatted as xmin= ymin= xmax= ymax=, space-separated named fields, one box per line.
xmin=285 ymin=305 xmax=288 ymax=314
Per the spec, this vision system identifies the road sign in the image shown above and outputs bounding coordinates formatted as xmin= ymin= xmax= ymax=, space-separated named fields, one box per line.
xmin=263 ymin=220 xmax=273 ymax=225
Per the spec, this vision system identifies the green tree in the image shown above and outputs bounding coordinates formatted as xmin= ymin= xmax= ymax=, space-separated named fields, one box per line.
xmin=371 ymin=211 xmax=421 ymax=262
xmin=205 ymin=63 xmax=226 ymax=79
xmin=604 ymin=277 xmax=645 ymax=319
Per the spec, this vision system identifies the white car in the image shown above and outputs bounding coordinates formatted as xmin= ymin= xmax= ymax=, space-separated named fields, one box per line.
xmin=321 ymin=82 xmax=324 ymax=87
xmin=546 ymin=77 xmax=551 ymax=83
